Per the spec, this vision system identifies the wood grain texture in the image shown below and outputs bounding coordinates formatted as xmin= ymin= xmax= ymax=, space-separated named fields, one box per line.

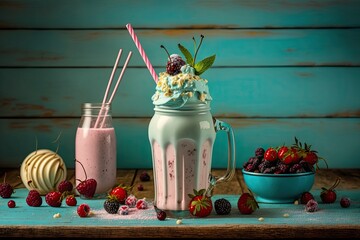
xmin=1 ymin=67 xmax=359 ymax=118
xmin=0 ymin=225 xmax=359 ymax=238
xmin=0 ymin=0 xmax=359 ymax=170
xmin=0 ymin=118 xmax=359 ymax=169
xmin=0 ymin=0 xmax=359 ymax=29
xmin=1 ymin=29 xmax=359 ymax=67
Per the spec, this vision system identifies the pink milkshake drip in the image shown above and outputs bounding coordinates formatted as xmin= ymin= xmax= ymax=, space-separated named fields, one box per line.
xmin=152 ymin=139 xmax=212 ymax=211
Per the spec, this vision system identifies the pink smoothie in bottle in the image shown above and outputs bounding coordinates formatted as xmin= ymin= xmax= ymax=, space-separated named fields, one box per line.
xmin=75 ymin=127 xmax=117 ymax=198
xmin=75 ymin=103 xmax=117 ymax=198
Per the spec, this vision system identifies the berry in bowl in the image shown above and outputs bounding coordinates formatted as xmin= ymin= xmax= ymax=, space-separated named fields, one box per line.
xmin=242 ymin=138 xmax=325 ymax=204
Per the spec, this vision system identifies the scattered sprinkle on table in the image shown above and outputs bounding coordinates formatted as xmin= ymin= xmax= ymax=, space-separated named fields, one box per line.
xmin=53 ymin=213 xmax=61 ymax=218
xmin=176 ymin=219 xmax=183 ymax=225
xmin=283 ymin=213 xmax=290 ymax=218
xmin=258 ymin=217 xmax=264 ymax=222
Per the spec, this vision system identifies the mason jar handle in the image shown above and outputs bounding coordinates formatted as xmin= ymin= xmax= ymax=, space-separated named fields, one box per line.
xmin=205 ymin=118 xmax=236 ymax=197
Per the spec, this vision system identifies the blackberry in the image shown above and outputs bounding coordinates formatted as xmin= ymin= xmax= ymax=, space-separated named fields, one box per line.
xmin=103 ymin=196 xmax=120 ymax=214
xmin=258 ymin=160 xmax=272 ymax=173
xmin=161 ymin=45 xmax=185 ymax=75
xmin=139 ymin=171 xmax=151 ymax=182
xmin=274 ymin=163 xmax=289 ymax=174
xmin=289 ymin=163 xmax=304 ymax=173
xmin=214 ymin=198 xmax=231 ymax=215
xmin=263 ymin=166 xmax=276 ymax=174
xmin=255 ymin=147 xmax=265 ymax=157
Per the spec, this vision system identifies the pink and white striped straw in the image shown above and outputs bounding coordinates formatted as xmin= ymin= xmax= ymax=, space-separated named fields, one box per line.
xmin=126 ymin=23 xmax=158 ymax=83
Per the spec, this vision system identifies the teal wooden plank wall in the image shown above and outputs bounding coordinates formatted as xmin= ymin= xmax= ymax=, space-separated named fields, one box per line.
xmin=0 ymin=0 xmax=359 ymax=169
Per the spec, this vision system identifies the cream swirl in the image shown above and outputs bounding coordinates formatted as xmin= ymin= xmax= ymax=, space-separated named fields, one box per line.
xmin=152 ymin=65 xmax=212 ymax=108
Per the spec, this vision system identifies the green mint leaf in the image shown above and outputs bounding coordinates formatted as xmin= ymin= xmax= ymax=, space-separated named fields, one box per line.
xmin=194 ymin=54 xmax=216 ymax=75
xmin=178 ymin=43 xmax=193 ymax=66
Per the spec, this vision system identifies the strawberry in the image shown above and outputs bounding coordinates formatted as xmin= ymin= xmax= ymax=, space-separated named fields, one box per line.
xmin=0 ymin=173 xmax=14 ymax=198
xmin=264 ymin=147 xmax=277 ymax=162
xmin=77 ymin=203 xmax=91 ymax=217
xmin=110 ymin=186 xmax=128 ymax=204
xmin=45 ymin=191 xmax=63 ymax=207
xmin=188 ymin=189 xmax=213 ymax=218
xmin=65 ymin=195 xmax=77 ymax=206
xmin=26 ymin=190 xmax=42 ymax=207
xmin=237 ymin=192 xmax=259 ymax=215
xmin=278 ymin=147 xmax=300 ymax=165
xmin=320 ymin=178 xmax=341 ymax=204
xmin=300 ymin=192 xmax=314 ymax=204
xmin=292 ymin=137 xmax=328 ymax=168
xmin=75 ymin=159 xmax=97 ymax=199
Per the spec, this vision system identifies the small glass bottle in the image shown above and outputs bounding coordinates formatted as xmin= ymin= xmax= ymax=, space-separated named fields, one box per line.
xmin=75 ymin=103 xmax=117 ymax=198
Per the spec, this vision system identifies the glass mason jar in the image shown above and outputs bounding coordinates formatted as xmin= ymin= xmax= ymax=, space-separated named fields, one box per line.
xmin=148 ymin=102 xmax=235 ymax=217
xmin=75 ymin=103 xmax=117 ymax=198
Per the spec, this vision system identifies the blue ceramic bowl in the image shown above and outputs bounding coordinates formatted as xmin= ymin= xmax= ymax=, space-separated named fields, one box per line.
xmin=242 ymin=169 xmax=315 ymax=203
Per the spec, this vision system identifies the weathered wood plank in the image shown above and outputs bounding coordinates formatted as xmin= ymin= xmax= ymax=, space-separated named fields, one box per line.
xmin=0 ymin=118 xmax=359 ymax=169
xmin=0 ymin=29 xmax=359 ymax=67
xmin=0 ymin=0 xmax=359 ymax=29
xmin=1 ymin=67 xmax=359 ymax=118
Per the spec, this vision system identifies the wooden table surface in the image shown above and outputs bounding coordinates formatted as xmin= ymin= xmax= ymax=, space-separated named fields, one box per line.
xmin=1 ymin=168 xmax=359 ymax=239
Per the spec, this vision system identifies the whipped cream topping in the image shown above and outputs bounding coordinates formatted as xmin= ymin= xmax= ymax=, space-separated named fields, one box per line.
xmin=20 ymin=149 xmax=67 ymax=195
xmin=152 ymin=65 xmax=212 ymax=108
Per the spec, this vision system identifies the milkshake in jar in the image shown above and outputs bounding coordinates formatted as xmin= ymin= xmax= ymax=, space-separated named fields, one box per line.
xmin=75 ymin=103 xmax=117 ymax=198
xmin=149 ymin=37 xmax=236 ymax=217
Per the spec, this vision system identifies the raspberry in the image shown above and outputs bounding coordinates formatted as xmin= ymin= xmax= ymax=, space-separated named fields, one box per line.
xmin=26 ymin=190 xmax=42 ymax=207
xmin=300 ymin=192 xmax=314 ymax=204
xmin=340 ymin=197 xmax=351 ymax=208
xmin=214 ymin=198 xmax=231 ymax=215
xmin=65 ymin=195 xmax=77 ymax=206
xmin=139 ymin=171 xmax=150 ymax=182
xmin=125 ymin=194 xmax=137 ymax=208
xmin=137 ymin=184 xmax=144 ymax=191
xmin=136 ymin=198 xmax=148 ymax=209
xmin=58 ymin=180 xmax=73 ymax=193
xmin=157 ymin=210 xmax=167 ymax=221
xmin=8 ymin=200 xmax=16 ymax=208
xmin=119 ymin=205 xmax=129 ymax=215
xmin=305 ymin=199 xmax=318 ymax=212
xmin=77 ymin=203 xmax=90 ymax=217
xmin=45 ymin=191 xmax=63 ymax=207
xmin=0 ymin=182 xmax=14 ymax=198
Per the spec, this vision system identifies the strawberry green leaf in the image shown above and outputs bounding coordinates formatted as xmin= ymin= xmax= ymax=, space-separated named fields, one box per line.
xmin=194 ymin=54 xmax=216 ymax=75
xmin=178 ymin=44 xmax=193 ymax=65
